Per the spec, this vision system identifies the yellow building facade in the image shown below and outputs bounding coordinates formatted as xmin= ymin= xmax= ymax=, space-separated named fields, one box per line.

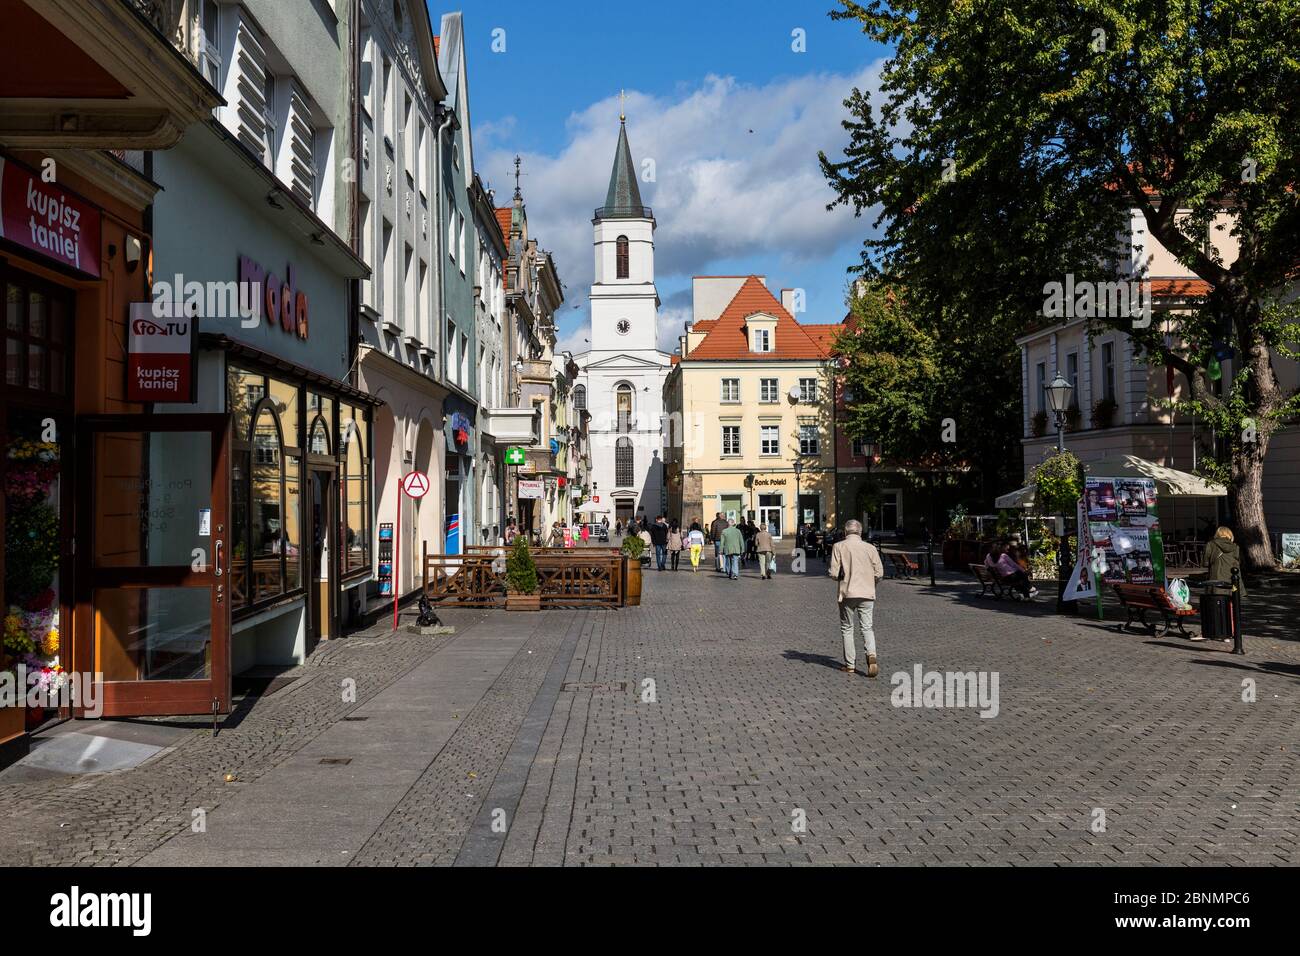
xmin=664 ymin=276 xmax=840 ymax=539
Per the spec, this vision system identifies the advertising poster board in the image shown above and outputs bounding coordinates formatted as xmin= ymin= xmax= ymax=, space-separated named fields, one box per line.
xmin=1281 ymin=533 xmax=1300 ymax=569
xmin=1084 ymin=475 xmax=1165 ymax=587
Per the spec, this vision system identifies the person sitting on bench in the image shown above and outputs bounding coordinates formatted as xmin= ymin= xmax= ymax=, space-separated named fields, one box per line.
xmin=989 ymin=543 xmax=1038 ymax=599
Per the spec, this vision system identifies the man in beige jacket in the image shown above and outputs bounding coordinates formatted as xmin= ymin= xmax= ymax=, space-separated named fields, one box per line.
xmin=828 ymin=519 xmax=885 ymax=677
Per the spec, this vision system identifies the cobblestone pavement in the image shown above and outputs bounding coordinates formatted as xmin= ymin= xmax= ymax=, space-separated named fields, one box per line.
xmin=3 ymin=561 xmax=1298 ymax=865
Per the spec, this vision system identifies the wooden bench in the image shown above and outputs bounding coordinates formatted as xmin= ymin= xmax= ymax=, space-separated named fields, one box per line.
xmin=970 ymin=562 xmax=1027 ymax=600
xmin=1112 ymin=582 xmax=1197 ymax=637
xmin=886 ymin=551 xmax=920 ymax=578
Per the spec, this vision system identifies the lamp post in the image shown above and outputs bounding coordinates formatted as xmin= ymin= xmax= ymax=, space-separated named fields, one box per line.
xmin=1044 ymin=372 xmax=1075 ymax=613
xmin=1045 ymin=372 xmax=1073 ymax=454
xmin=793 ymin=459 xmax=804 ymax=538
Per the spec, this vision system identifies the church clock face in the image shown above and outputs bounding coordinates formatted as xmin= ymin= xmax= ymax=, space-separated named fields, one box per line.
xmin=616 ymin=319 xmax=631 ymax=335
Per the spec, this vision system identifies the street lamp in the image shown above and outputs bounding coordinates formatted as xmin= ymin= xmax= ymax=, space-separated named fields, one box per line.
xmin=793 ymin=459 xmax=804 ymax=536
xmin=1044 ymin=372 xmax=1075 ymax=612
xmin=1045 ymin=373 xmax=1074 ymax=453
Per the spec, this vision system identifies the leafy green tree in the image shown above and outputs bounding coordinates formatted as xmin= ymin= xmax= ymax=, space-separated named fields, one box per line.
xmin=833 ymin=281 xmax=1024 ymax=502
xmin=820 ymin=0 xmax=1300 ymax=569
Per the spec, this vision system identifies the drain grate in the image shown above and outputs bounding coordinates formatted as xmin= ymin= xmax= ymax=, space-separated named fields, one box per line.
xmin=319 ymin=757 xmax=353 ymax=765
xmin=342 ymin=715 xmax=369 ymax=721
xmin=560 ymin=681 xmax=629 ymax=693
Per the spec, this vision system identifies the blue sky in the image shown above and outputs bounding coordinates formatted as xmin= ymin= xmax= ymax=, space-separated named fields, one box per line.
xmin=433 ymin=0 xmax=890 ymax=352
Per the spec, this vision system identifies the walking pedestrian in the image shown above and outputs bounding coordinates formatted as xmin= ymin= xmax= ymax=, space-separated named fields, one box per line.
xmin=740 ymin=517 xmax=757 ymax=568
xmin=687 ymin=521 xmax=705 ymax=572
xmin=504 ymin=520 xmax=517 ymax=545
xmin=580 ymin=523 xmax=590 ymax=544
xmin=755 ymin=523 xmax=775 ymax=579
xmin=649 ymin=515 xmax=669 ymax=571
xmin=668 ymin=521 xmax=684 ymax=571
xmin=829 ymin=519 xmax=885 ymax=677
xmin=549 ymin=521 xmax=564 ymax=548
xmin=710 ymin=512 xmax=728 ymax=572
xmin=721 ymin=518 xmax=745 ymax=580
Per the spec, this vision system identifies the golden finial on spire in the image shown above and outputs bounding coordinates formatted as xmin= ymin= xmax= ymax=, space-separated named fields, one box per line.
xmin=619 ymin=88 xmax=626 ymax=123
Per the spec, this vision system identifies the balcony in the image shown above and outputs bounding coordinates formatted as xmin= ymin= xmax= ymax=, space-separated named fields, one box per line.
xmin=0 ymin=0 xmax=222 ymax=149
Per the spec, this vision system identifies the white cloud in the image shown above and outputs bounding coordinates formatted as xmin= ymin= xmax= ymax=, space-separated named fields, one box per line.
xmin=478 ymin=63 xmax=889 ymax=345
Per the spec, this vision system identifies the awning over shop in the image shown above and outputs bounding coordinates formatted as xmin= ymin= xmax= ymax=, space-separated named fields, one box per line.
xmin=997 ymin=454 xmax=1227 ymax=509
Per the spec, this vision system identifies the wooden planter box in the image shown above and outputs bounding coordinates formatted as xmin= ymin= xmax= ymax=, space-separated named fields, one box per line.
xmin=624 ymin=559 xmax=642 ymax=606
xmin=505 ymin=590 xmax=541 ymax=611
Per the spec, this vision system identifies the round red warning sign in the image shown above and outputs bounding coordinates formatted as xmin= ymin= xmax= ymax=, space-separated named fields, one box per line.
xmin=401 ymin=470 xmax=430 ymax=498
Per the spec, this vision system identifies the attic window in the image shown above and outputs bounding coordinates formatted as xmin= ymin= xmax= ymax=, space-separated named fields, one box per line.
xmin=752 ymin=328 xmax=771 ymax=352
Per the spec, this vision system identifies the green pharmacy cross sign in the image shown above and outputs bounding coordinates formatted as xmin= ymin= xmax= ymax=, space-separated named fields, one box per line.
xmin=505 ymin=446 xmax=526 ymax=466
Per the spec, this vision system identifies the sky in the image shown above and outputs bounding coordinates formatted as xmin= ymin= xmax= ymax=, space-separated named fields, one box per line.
xmin=430 ymin=0 xmax=892 ymax=354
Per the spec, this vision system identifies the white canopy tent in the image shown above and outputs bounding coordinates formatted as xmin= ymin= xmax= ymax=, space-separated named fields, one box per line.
xmin=996 ymin=454 xmax=1227 ymax=509
xmin=574 ymin=500 xmax=610 ymax=514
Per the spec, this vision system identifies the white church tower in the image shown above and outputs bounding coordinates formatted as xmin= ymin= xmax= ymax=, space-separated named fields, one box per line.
xmin=576 ymin=114 xmax=672 ymax=528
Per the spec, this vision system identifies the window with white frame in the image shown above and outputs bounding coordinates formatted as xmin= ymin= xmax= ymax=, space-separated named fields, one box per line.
xmin=798 ymin=377 xmax=818 ymax=403
xmin=760 ymin=377 xmax=778 ymax=403
xmin=799 ymin=423 xmax=819 ymax=456
xmin=753 ymin=328 xmax=770 ymax=352
xmin=720 ymin=378 xmax=740 ymax=403
xmin=760 ymin=424 xmax=779 ymax=456
xmin=447 ymin=201 xmax=456 ymax=264
xmin=722 ymin=425 xmax=741 ymax=456
xmin=200 ymin=0 xmax=222 ymax=93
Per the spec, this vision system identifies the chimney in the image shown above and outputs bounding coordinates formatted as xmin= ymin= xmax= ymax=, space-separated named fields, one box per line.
xmin=780 ymin=288 xmax=796 ymax=314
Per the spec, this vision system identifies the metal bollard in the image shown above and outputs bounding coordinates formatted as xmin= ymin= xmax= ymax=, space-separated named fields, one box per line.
xmin=1230 ymin=567 xmax=1245 ymax=655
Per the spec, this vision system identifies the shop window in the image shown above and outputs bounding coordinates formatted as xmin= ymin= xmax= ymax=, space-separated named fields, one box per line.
xmin=5 ymin=278 xmax=70 ymax=398
xmin=2 ymin=409 xmax=64 ymax=687
xmin=340 ymin=406 xmax=370 ymax=576
xmin=229 ymin=366 xmax=304 ymax=610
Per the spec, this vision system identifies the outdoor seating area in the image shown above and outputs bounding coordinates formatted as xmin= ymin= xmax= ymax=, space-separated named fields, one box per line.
xmin=1112 ymin=582 xmax=1198 ymax=637
xmin=969 ymin=563 xmax=1030 ymax=601
xmin=422 ymin=545 xmax=626 ymax=609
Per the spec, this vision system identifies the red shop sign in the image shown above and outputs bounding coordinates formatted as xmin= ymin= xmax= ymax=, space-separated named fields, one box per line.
xmin=126 ymin=302 xmax=194 ymax=402
xmin=0 ymin=156 xmax=101 ymax=277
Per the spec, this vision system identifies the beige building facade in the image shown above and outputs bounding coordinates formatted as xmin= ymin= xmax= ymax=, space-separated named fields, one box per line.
xmin=664 ymin=276 xmax=840 ymax=538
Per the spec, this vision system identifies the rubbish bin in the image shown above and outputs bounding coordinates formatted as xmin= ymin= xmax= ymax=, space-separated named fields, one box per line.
xmin=1199 ymin=583 xmax=1233 ymax=640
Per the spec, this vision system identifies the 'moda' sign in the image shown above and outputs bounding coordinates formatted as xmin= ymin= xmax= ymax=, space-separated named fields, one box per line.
xmin=238 ymin=254 xmax=310 ymax=339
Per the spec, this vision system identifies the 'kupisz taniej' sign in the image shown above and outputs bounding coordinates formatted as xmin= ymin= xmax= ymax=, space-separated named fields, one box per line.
xmin=0 ymin=156 xmax=101 ymax=277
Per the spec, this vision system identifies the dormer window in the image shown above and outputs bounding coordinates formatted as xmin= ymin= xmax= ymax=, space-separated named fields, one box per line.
xmin=747 ymin=313 xmax=777 ymax=353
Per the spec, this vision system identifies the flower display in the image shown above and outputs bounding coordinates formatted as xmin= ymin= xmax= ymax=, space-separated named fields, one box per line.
xmin=4 ymin=438 xmax=59 ymax=503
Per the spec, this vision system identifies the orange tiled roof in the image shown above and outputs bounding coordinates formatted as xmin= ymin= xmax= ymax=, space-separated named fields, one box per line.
xmin=494 ymin=207 xmax=512 ymax=244
xmin=801 ymin=324 xmax=844 ymax=350
xmin=670 ymin=354 xmax=680 ymax=365
xmin=692 ymin=319 xmax=716 ymax=331
xmin=685 ymin=276 xmax=830 ymax=361
xmin=1149 ymin=277 xmax=1212 ymax=298
xmin=433 ymin=36 xmax=440 ymax=56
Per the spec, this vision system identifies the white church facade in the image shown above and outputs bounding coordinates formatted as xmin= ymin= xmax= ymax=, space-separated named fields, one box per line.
xmin=575 ymin=118 xmax=672 ymax=527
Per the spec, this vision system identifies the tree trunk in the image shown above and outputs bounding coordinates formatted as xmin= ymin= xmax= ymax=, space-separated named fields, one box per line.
xmin=1229 ymin=432 xmax=1275 ymax=572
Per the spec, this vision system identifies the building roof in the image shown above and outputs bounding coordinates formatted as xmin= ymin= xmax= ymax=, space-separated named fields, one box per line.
xmin=801 ymin=324 xmax=844 ymax=350
xmin=684 ymin=276 xmax=830 ymax=361
xmin=1149 ymin=277 xmax=1212 ymax=298
xmin=495 ymin=207 xmax=513 ymax=243
xmin=597 ymin=120 xmax=651 ymax=219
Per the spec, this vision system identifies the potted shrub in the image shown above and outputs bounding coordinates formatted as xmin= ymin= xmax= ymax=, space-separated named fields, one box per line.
xmin=620 ymin=535 xmax=645 ymax=606
xmin=1092 ymin=397 xmax=1118 ymax=429
xmin=505 ymin=536 xmax=541 ymax=611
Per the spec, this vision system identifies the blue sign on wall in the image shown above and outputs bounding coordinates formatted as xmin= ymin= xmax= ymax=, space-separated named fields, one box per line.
xmin=445 ymin=513 xmax=460 ymax=556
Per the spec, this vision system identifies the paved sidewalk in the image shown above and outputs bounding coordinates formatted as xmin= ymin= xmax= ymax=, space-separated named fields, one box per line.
xmin=2 ymin=559 xmax=1297 ymax=865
